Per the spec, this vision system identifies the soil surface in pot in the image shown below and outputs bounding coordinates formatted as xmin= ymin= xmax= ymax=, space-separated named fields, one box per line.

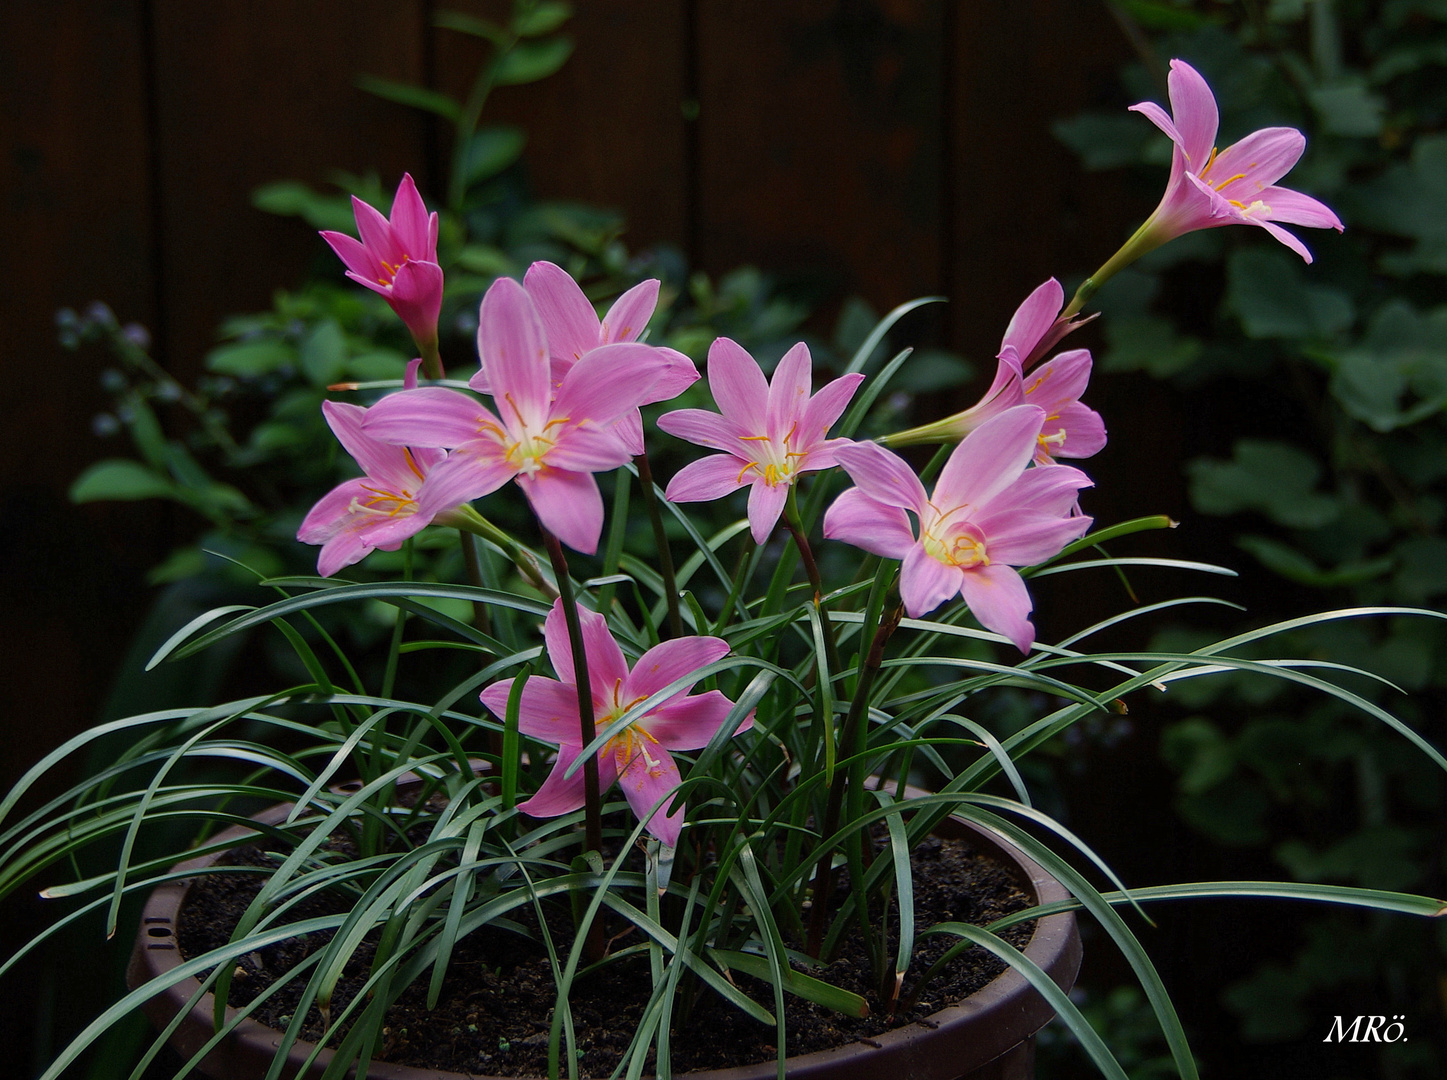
xmin=178 ymin=834 xmax=1033 ymax=1078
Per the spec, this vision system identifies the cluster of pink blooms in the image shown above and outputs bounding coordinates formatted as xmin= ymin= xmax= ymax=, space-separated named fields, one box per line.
xmin=297 ymin=59 xmax=1341 ymax=845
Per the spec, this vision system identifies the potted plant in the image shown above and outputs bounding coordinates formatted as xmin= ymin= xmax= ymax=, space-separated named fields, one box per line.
xmin=5 ymin=53 xmax=1444 ymax=1080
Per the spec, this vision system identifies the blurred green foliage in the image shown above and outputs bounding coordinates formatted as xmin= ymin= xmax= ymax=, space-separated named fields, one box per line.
xmin=1057 ymin=0 xmax=1447 ymax=1073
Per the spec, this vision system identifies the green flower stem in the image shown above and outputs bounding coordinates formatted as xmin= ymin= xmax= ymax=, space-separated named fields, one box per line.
xmin=459 ymin=531 xmax=502 ymax=764
xmin=634 ymin=451 xmax=684 ymax=639
xmin=448 ymin=505 xmax=557 ymax=599
xmin=784 ymin=487 xmax=844 ymax=683
xmin=538 ymin=526 xmax=607 ymax=964
xmin=805 ymin=583 xmax=903 ymax=961
xmin=1062 ymin=213 xmax=1163 ymax=319
xmin=417 ymin=336 xmax=444 ymax=382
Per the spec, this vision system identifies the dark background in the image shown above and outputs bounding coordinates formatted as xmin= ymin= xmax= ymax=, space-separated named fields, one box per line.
xmin=5 ymin=2 xmax=1404 ymax=1077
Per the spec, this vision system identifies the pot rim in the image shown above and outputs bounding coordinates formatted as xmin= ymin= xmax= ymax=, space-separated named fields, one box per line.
xmin=128 ymin=789 xmax=1081 ymax=1080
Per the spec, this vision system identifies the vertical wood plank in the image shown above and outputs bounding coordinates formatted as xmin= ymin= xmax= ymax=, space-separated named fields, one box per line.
xmin=436 ymin=0 xmax=692 ymax=255
xmin=694 ymin=0 xmax=946 ymax=322
xmin=149 ymin=0 xmax=431 ymax=380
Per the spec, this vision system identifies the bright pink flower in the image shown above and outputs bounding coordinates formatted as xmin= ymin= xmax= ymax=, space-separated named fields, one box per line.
xmin=320 ymin=174 xmax=444 ymax=348
xmin=361 ymin=277 xmax=672 ymax=554
xmin=299 ymin=361 xmax=457 ymax=576
xmin=882 ymin=279 xmax=1105 ymax=463
xmin=481 ymin=601 xmax=753 ymax=846
xmin=657 ymin=338 xmax=864 ymax=543
xmin=1129 ymin=59 xmax=1343 ymax=262
xmin=825 ymin=405 xmax=1093 ymax=652
xmin=513 ymin=261 xmax=699 ymax=453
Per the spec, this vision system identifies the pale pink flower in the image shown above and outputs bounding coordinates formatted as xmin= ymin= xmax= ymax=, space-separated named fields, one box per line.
xmin=883 ymin=279 xmax=1105 ymax=463
xmin=1129 ymin=59 xmax=1343 ymax=262
xmin=658 ymin=338 xmax=864 ymax=543
xmin=299 ymin=360 xmax=456 ymax=576
xmin=361 ymin=277 xmax=673 ymax=554
xmin=825 ymin=405 xmax=1093 ymax=652
xmin=481 ymin=601 xmax=753 ymax=846
xmin=320 ymin=174 xmax=444 ymax=348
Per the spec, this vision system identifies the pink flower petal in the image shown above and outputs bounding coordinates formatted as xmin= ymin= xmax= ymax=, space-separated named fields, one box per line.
xmin=1045 ymin=401 xmax=1107 ymax=460
xmin=299 ymin=478 xmax=375 ymax=544
xmin=542 ymin=601 xmax=630 ymax=692
xmin=746 ymin=480 xmax=790 ymax=544
xmin=552 ymin=343 xmax=669 ymax=423
xmin=613 ymin=411 xmax=646 ymax=456
xmin=1022 ymin=348 xmax=1091 ymax=412
xmin=957 ymin=563 xmax=1036 ymax=653
xmin=900 ymin=544 xmax=964 ymax=618
xmin=478 ymin=277 xmax=552 ymax=428
xmin=601 ymin=279 xmax=659 ymax=344
xmin=319 ymin=230 xmax=379 ymax=281
xmin=832 ymin=441 xmax=928 ymax=514
xmin=1211 ymin=127 xmax=1305 ymax=194
xmin=999 ymin=462 xmax=1094 ymax=517
xmin=322 ymin=401 xmax=404 ymax=486
xmin=799 ymin=372 xmax=864 ymax=447
xmin=643 ymin=690 xmax=753 ymax=750
xmin=766 ymin=342 xmax=812 ymax=442
xmin=614 ymin=743 xmax=685 ymax=847
xmin=388 ymin=259 xmax=444 ymax=343
xmin=666 ymin=453 xmax=749 ymax=502
xmin=518 ymin=742 xmax=619 ymax=820
xmin=932 ymin=405 xmax=1044 ymax=511
xmin=999 ymin=278 xmax=1064 ymax=360
xmin=1165 ymin=59 xmax=1219 ymax=173
xmin=1257 ymin=218 xmax=1315 ymax=262
xmin=642 ymin=347 xmax=701 ymax=406
xmin=524 ymin=260 xmax=601 ymax=363
xmin=520 ymin=466 xmax=605 ymax=554
xmin=656 ymin=408 xmax=747 ymax=453
xmin=363 ymin=386 xmax=502 ymax=448
xmin=389 ymin=174 xmax=435 ymax=260
xmin=544 ymin=422 xmax=636 ymax=474
xmin=707 ymin=337 xmax=769 ymax=430
xmin=480 ymin=675 xmax=580 ymax=742
xmin=973 ymin=509 xmax=1092 ymax=566
xmin=625 ymin=636 xmax=732 ymax=703
xmin=415 ymin=449 xmax=514 ymax=518
xmin=1256 ymin=186 xmax=1344 ymax=230
xmin=352 ymin=196 xmax=402 ymax=267
xmin=823 ymin=488 xmax=916 ymax=559
xmin=316 ymin=526 xmax=373 ymax=578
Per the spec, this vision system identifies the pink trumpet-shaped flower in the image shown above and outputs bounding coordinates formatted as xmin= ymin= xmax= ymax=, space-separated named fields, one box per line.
xmin=825 ymin=405 xmax=1094 ymax=652
xmin=481 ymin=601 xmax=753 ymax=846
xmin=361 ymin=277 xmax=673 ymax=554
xmin=299 ymin=360 xmax=458 ymax=576
xmin=658 ymin=338 xmax=864 ymax=543
xmin=1128 ymin=59 xmax=1343 ymax=262
xmin=882 ymin=279 xmax=1106 ymax=463
xmin=518 ymin=261 xmax=699 ymax=453
xmin=320 ymin=174 xmax=444 ymax=348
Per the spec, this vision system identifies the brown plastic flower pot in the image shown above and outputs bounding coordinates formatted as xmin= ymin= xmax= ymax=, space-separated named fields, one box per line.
xmin=128 ymin=798 xmax=1080 ymax=1080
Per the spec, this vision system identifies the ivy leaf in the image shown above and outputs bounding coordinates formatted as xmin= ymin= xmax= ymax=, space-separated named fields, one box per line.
xmin=207 ymin=339 xmax=294 ymax=378
xmin=459 ymin=127 xmax=526 ymax=188
xmin=495 ymin=38 xmax=573 ymax=86
xmin=355 ymin=75 xmax=462 ymax=123
xmin=1349 ymin=134 xmax=1447 ymax=274
xmin=1052 ymin=112 xmax=1155 ymax=170
xmin=70 ymin=459 xmax=177 ymax=503
xmin=300 ymin=319 xmax=348 ymax=387
xmin=251 ymin=181 xmax=357 ymax=233
xmin=514 ymin=2 xmax=572 ymax=37
xmin=1308 ymin=81 xmax=1386 ymax=138
xmin=1225 ymin=248 xmax=1353 ymax=340
xmin=1329 ymin=300 xmax=1447 ymax=431
xmin=1103 ymin=314 xmax=1203 ymax=377
xmin=1236 ymin=535 xmax=1392 ymax=588
xmin=1188 ymin=440 xmax=1340 ymax=529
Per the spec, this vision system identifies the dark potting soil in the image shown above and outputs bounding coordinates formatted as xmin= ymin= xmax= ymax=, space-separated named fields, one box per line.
xmin=177 ymin=835 xmax=1034 ymax=1077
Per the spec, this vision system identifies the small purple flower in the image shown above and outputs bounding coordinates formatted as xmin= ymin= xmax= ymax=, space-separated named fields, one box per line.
xmin=658 ymin=338 xmax=863 ymax=543
xmin=481 ymin=601 xmax=753 ymax=847
xmin=825 ymin=405 xmax=1093 ymax=652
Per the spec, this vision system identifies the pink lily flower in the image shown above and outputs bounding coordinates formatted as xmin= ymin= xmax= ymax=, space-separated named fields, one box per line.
xmin=882 ymin=279 xmax=1106 ymax=463
xmin=1128 ymin=59 xmax=1343 ymax=262
xmin=516 ymin=261 xmax=700 ymax=454
xmin=824 ymin=405 xmax=1093 ymax=652
xmin=320 ymin=174 xmax=445 ymax=349
xmin=657 ymin=338 xmax=864 ymax=543
xmin=361 ymin=276 xmax=672 ymax=554
xmin=299 ymin=360 xmax=458 ymax=576
xmin=481 ymin=601 xmax=753 ymax=846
